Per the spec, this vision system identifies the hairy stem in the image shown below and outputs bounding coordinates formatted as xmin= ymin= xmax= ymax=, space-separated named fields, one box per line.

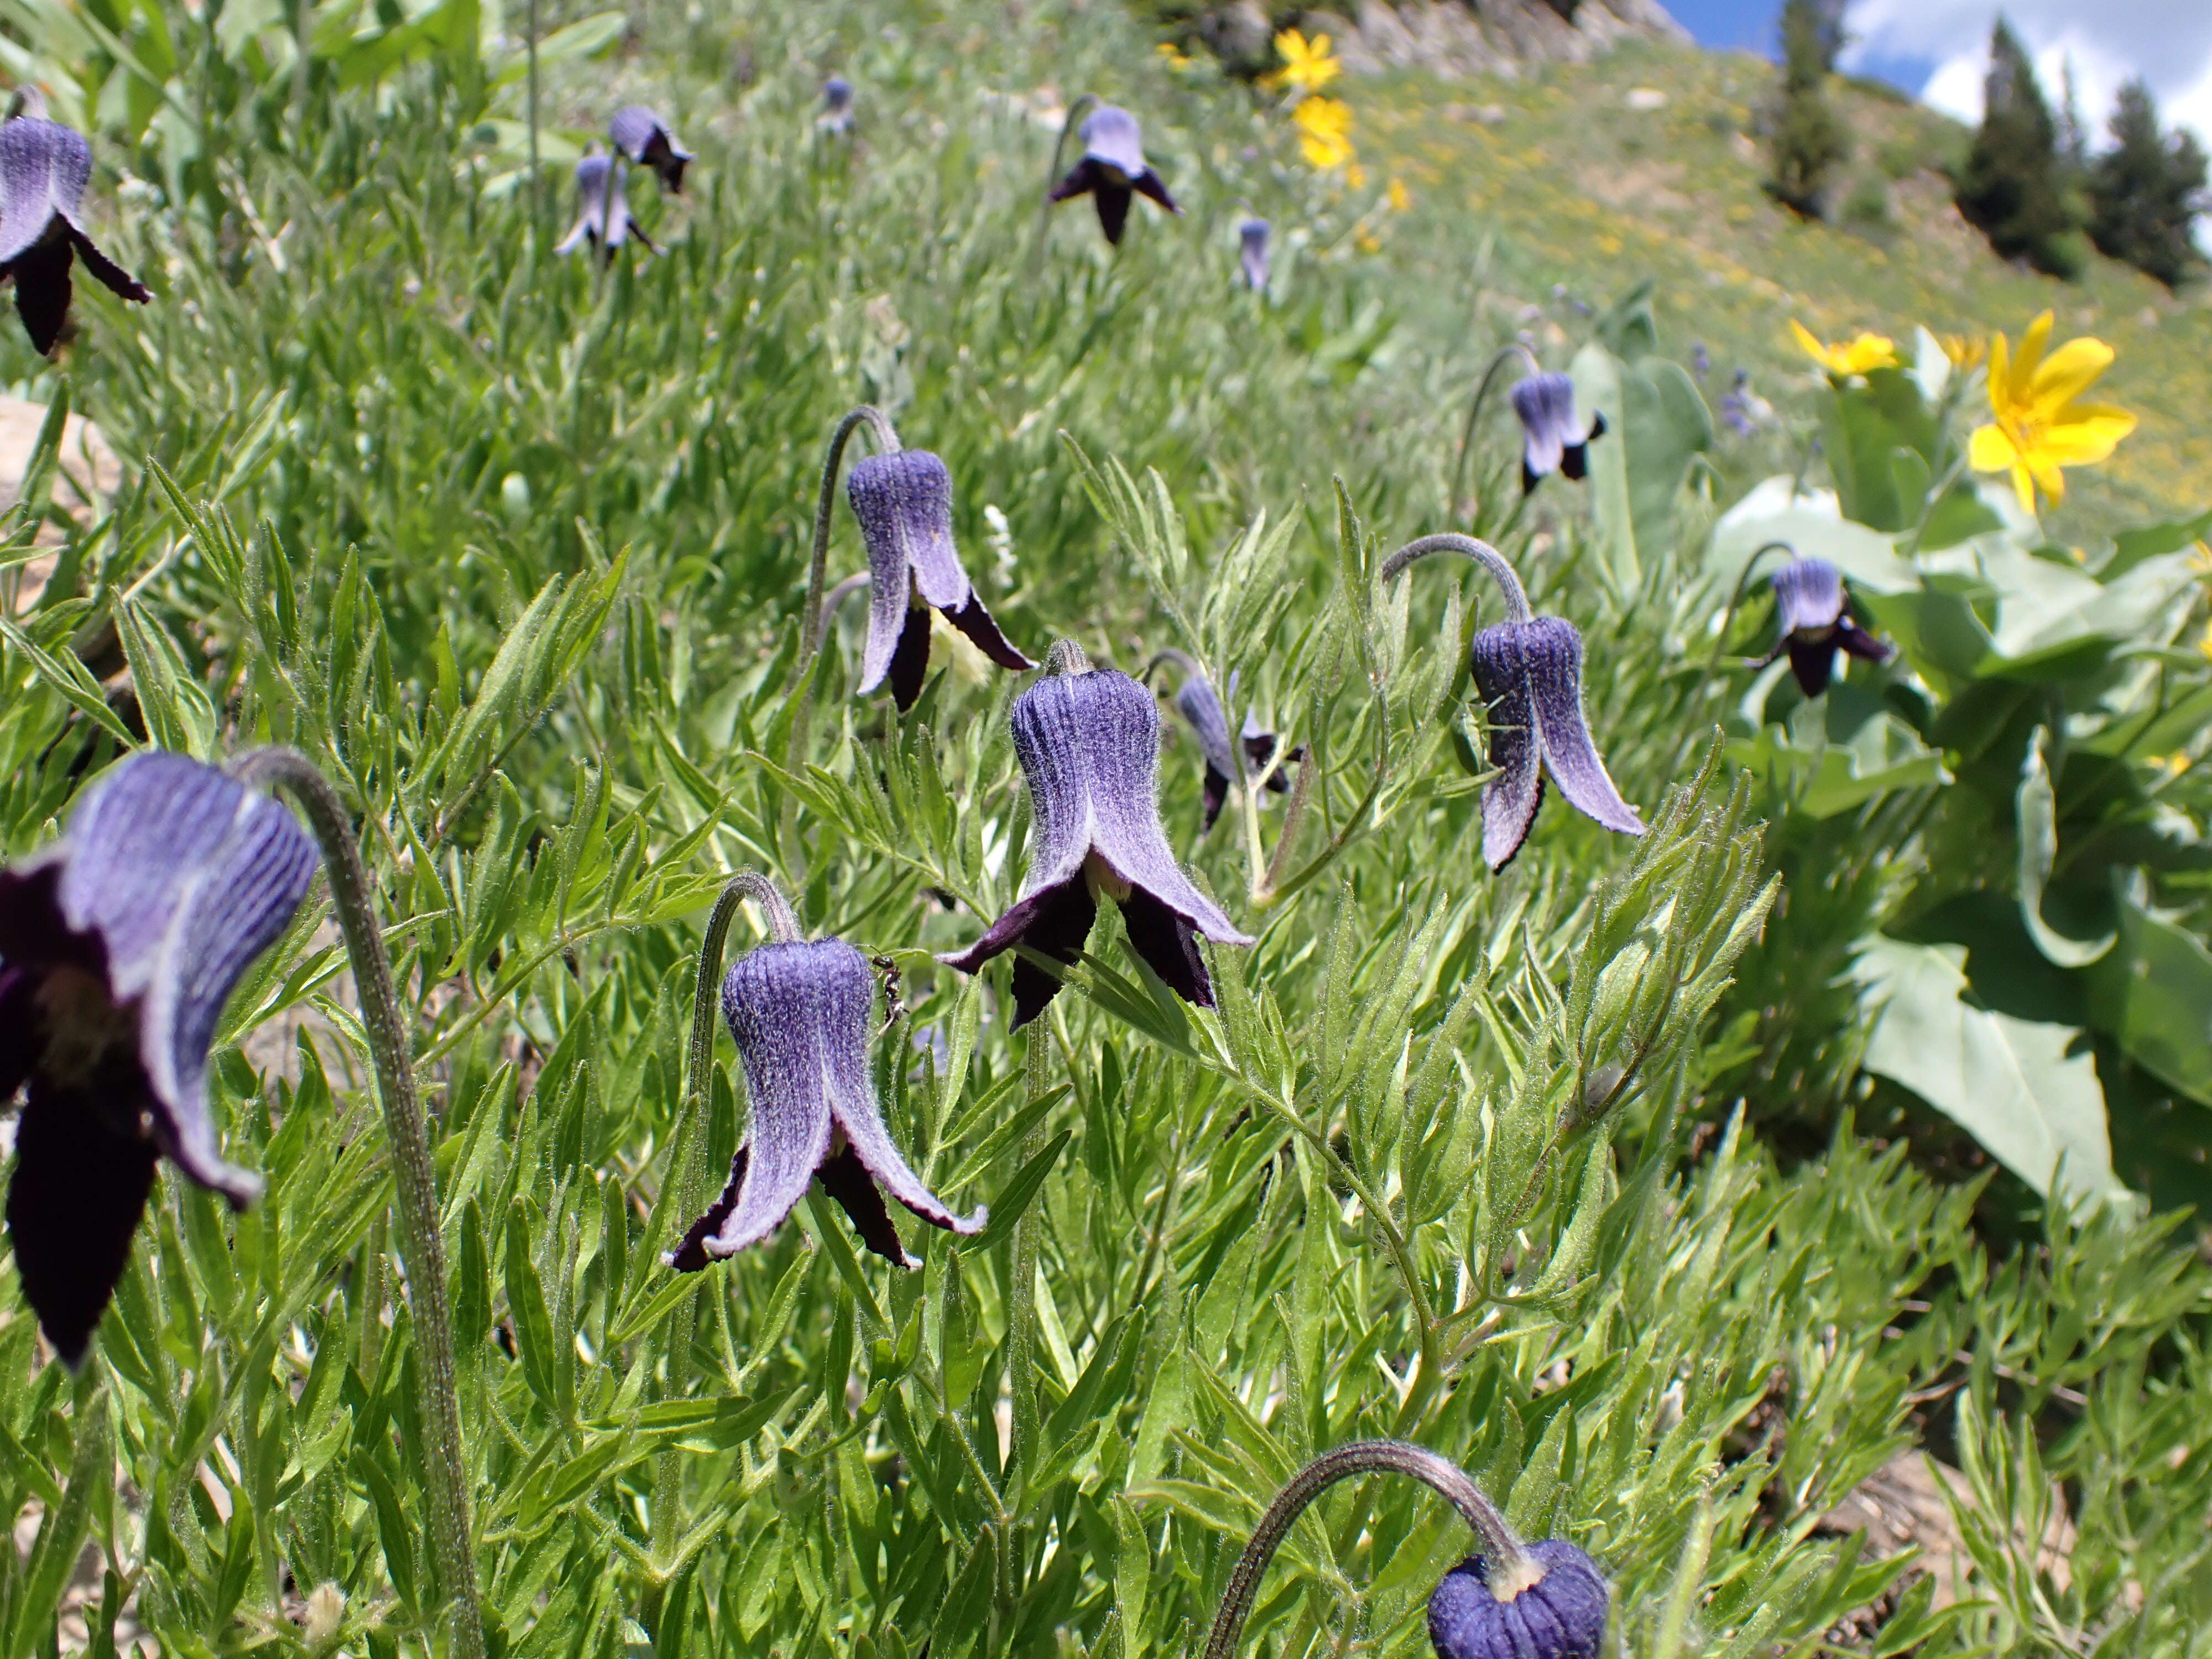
xmin=1380 ymin=534 xmax=1533 ymax=626
xmin=801 ymin=407 xmax=902 ymax=662
xmin=1702 ymin=540 xmax=1797 ymax=681
xmin=1449 ymin=343 xmax=1541 ymax=519
xmin=1202 ymin=1441 xmax=1535 ymax=1659
xmin=229 ymin=748 xmax=484 ymax=1659
xmin=1032 ymin=93 xmax=1098 ymax=270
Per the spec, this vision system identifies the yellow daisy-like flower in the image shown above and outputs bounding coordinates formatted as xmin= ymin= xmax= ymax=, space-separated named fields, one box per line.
xmin=1387 ymin=176 xmax=1411 ymax=211
xmin=1938 ymin=332 xmax=1986 ymax=372
xmin=1293 ymin=96 xmax=1354 ymax=170
xmin=1345 ymin=160 xmax=1368 ymax=189
xmin=1967 ymin=310 xmax=2137 ymax=515
xmin=1155 ymin=40 xmax=1194 ymax=70
xmin=1789 ymin=319 xmax=1898 ymax=377
xmin=1271 ymin=28 xmax=1342 ymax=92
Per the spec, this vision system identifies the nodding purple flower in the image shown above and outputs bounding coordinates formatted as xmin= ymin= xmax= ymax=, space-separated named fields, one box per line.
xmin=609 ymin=105 xmax=691 ymax=193
xmin=1690 ymin=341 xmax=1710 ymax=380
xmin=0 ymin=113 xmax=152 ymax=357
xmin=1764 ymin=555 xmax=1892 ymax=697
xmin=0 ymin=753 xmax=317 ymax=1365
xmin=555 ymin=151 xmax=654 ymax=262
xmin=667 ymin=937 xmax=982 ymax=1271
xmin=849 ymin=450 xmax=1034 ymax=711
xmin=1428 ymin=1542 xmax=1609 ymax=1659
xmin=1472 ymin=618 xmax=1644 ymax=869
xmin=1048 ymin=106 xmax=1180 ymax=246
xmin=1238 ymin=218 xmax=1270 ymax=291
xmin=1509 ymin=373 xmax=1604 ymax=494
xmin=1151 ymin=653 xmax=1297 ymax=833
xmin=941 ymin=656 xmax=1254 ymax=1026
xmin=819 ymin=76 xmax=855 ymax=134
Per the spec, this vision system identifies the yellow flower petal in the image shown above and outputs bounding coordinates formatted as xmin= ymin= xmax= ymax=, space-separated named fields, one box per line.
xmin=2036 ymin=407 xmax=2138 ymax=464
xmin=2026 ymin=336 xmax=2115 ymax=409
xmin=1790 ymin=319 xmax=1831 ymax=367
xmin=1968 ymin=422 xmax=2017 ymax=473
xmin=2009 ymin=310 xmax=2054 ymax=399
xmin=2009 ymin=461 xmax=2036 ymax=516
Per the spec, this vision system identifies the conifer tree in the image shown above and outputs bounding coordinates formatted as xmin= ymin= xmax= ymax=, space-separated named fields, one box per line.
xmin=1954 ymin=17 xmax=2088 ymax=278
xmin=1767 ymin=0 xmax=1849 ymax=218
xmin=2090 ymin=79 xmax=2207 ymax=289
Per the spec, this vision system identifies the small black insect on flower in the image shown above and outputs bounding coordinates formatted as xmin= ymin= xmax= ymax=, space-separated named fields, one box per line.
xmin=1509 ymin=372 xmax=1604 ymax=495
xmin=1764 ymin=554 xmax=1893 ymax=697
xmin=941 ymin=648 xmax=1254 ymax=1026
xmin=1048 ymin=106 xmax=1179 ymax=246
xmin=667 ymin=933 xmax=982 ymax=1271
xmin=0 ymin=106 xmax=152 ymax=357
xmin=0 ymin=752 xmax=317 ymax=1365
xmin=555 ymin=151 xmax=654 ymax=263
xmin=849 ymin=449 xmax=1034 ymax=711
xmin=1149 ymin=650 xmax=1298 ymax=834
xmin=1428 ymin=1541 xmax=1610 ymax=1659
xmin=1238 ymin=218 xmax=1270 ymax=291
xmin=609 ymin=105 xmax=692 ymax=194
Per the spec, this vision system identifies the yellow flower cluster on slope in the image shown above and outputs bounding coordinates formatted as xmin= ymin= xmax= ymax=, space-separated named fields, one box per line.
xmin=1272 ymin=29 xmax=1355 ymax=175
xmin=1790 ymin=320 xmax=1898 ymax=377
xmin=1969 ymin=311 xmax=2136 ymax=514
xmin=1270 ymin=28 xmax=1341 ymax=91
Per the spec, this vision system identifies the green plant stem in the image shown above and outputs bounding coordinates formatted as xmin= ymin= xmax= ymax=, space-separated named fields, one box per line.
xmin=1902 ymin=449 xmax=1974 ymax=557
xmin=526 ymin=0 xmax=542 ymax=242
xmin=1450 ymin=343 xmax=1540 ymax=519
xmin=1380 ymin=534 xmax=1533 ymax=625
xmin=801 ymin=407 xmax=902 ymax=663
xmin=1701 ymin=539 xmax=1797 ymax=685
xmin=1201 ymin=1441 xmax=1535 ymax=1659
xmin=230 ymin=748 xmax=484 ymax=1659
xmin=1032 ymin=93 xmax=1097 ymax=272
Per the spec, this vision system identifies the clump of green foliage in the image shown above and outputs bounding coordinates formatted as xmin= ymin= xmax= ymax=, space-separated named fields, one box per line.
xmin=1954 ymin=17 xmax=2091 ymax=278
xmin=2089 ymin=79 xmax=2209 ymax=290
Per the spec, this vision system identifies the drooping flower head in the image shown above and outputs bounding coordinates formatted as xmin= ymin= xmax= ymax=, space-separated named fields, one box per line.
xmin=0 ymin=753 xmax=317 ymax=1364
xmin=848 ymin=449 xmax=1034 ymax=710
xmin=1238 ymin=218 xmax=1271 ymax=291
xmin=1764 ymin=555 xmax=1892 ymax=697
xmin=609 ymin=105 xmax=692 ymax=193
xmin=1788 ymin=320 xmax=1898 ymax=378
xmin=554 ymin=150 xmax=654 ymax=262
xmin=1428 ymin=1542 xmax=1609 ymax=1659
xmin=1969 ymin=310 xmax=2135 ymax=514
xmin=819 ymin=76 xmax=855 ymax=134
xmin=669 ymin=927 xmax=982 ymax=1271
xmin=941 ymin=648 xmax=1255 ymax=1026
xmin=1509 ymin=373 xmax=1605 ymax=494
xmin=1147 ymin=650 xmax=1297 ymax=833
xmin=1383 ymin=535 xmax=1643 ymax=871
xmin=1049 ymin=106 xmax=1180 ymax=246
xmin=0 ymin=112 xmax=152 ymax=356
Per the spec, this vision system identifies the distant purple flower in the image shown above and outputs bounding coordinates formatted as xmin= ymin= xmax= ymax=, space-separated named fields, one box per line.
xmin=820 ymin=76 xmax=855 ymax=134
xmin=1471 ymin=618 xmax=1643 ymax=869
xmin=1048 ymin=106 xmax=1179 ymax=246
xmin=941 ymin=664 xmax=1254 ymax=1026
xmin=1764 ymin=556 xmax=1892 ymax=696
xmin=1509 ymin=373 xmax=1604 ymax=494
xmin=609 ymin=105 xmax=691 ymax=193
xmin=1429 ymin=1542 xmax=1609 ymax=1659
xmin=0 ymin=115 xmax=152 ymax=356
xmin=668 ymin=937 xmax=982 ymax=1270
xmin=848 ymin=450 xmax=1034 ymax=710
xmin=1691 ymin=342 xmax=1710 ymax=380
xmin=1238 ymin=218 xmax=1270 ymax=291
xmin=555 ymin=152 xmax=654 ymax=262
xmin=0 ymin=753 xmax=317 ymax=1364
xmin=1156 ymin=656 xmax=1296 ymax=833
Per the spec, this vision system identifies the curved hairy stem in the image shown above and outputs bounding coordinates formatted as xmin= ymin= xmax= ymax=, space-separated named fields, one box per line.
xmin=1140 ymin=647 xmax=1203 ymax=685
xmin=229 ymin=749 xmax=484 ymax=1659
xmin=1449 ymin=342 xmax=1541 ymax=519
xmin=1032 ymin=92 xmax=1098 ymax=269
xmin=802 ymin=406 xmax=902 ymax=662
xmin=1202 ymin=1441 xmax=1535 ymax=1659
xmin=820 ymin=571 xmax=873 ymax=639
xmin=1702 ymin=540 xmax=1797 ymax=679
xmin=1380 ymin=534 xmax=1533 ymax=626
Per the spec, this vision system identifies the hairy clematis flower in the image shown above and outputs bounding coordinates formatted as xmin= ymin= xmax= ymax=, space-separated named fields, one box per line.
xmin=609 ymin=105 xmax=692 ymax=193
xmin=1428 ymin=1543 xmax=1609 ymax=1659
xmin=819 ymin=76 xmax=855 ymax=134
xmin=1048 ymin=106 xmax=1179 ymax=246
xmin=0 ymin=752 xmax=317 ymax=1364
xmin=1150 ymin=651 xmax=1297 ymax=833
xmin=1764 ymin=555 xmax=1892 ymax=697
xmin=1509 ymin=373 xmax=1604 ymax=494
xmin=0 ymin=112 xmax=152 ymax=356
xmin=849 ymin=449 xmax=1034 ymax=710
xmin=942 ymin=653 xmax=1255 ymax=1026
xmin=1238 ymin=217 xmax=1271 ymax=291
xmin=667 ymin=936 xmax=982 ymax=1270
xmin=555 ymin=151 xmax=653 ymax=262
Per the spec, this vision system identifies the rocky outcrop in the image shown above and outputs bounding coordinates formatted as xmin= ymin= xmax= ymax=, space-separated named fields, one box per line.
xmin=1318 ymin=0 xmax=1689 ymax=79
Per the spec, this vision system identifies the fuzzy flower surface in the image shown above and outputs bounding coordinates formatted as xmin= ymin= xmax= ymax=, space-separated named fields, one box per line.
xmin=1161 ymin=662 xmax=1296 ymax=833
xmin=0 ymin=753 xmax=316 ymax=1364
xmin=1510 ymin=372 xmax=1605 ymax=494
xmin=669 ymin=937 xmax=982 ymax=1271
xmin=1764 ymin=555 xmax=1892 ymax=697
xmin=609 ymin=105 xmax=692 ymax=192
xmin=554 ymin=153 xmax=653 ymax=262
xmin=941 ymin=666 xmax=1254 ymax=1025
xmin=1238 ymin=217 xmax=1271 ymax=292
xmin=1292 ymin=96 xmax=1354 ymax=170
xmin=1048 ymin=106 xmax=1179 ymax=246
xmin=0 ymin=114 xmax=152 ymax=355
xmin=1968 ymin=310 xmax=2135 ymax=514
xmin=1270 ymin=29 xmax=1342 ymax=91
xmin=1470 ymin=618 xmax=1644 ymax=869
xmin=1427 ymin=1542 xmax=1609 ymax=1659
xmin=848 ymin=450 xmax=1034 ymax=709
xmin=1788 ymin=321 xmax=1898 ymax=377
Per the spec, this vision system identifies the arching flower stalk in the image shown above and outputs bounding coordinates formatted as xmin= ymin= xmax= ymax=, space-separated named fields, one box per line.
xmin=1203 ymin=1441 xmax=1608 ymax=1659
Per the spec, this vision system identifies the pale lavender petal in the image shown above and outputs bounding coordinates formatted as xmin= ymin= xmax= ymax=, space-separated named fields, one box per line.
xmin=610 ymin=105 xmax=691 ymax=191
xmin=1470 ymin=624 xmax=1544 ymax=870
xmin=1770 ymin=556 xmax=1847 ymax=634
xmin=1511 ymin=373 xmax=1578 ymax=489
xmin=1081 ymin=106 xmax=1148 ymax=179
xmin=0 ymin=118 xmax=88 ymax=267
xmin=1520 ymin=617 xmax=1645 ymax=840
xmin=1239 ymin=218 xmax=1270 ymax=291
xmin=849 ymin=451 xmax=970 ymax=613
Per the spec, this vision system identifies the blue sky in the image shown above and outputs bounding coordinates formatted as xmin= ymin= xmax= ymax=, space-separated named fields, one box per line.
xmin=1665 ymin=0 xmax=1936 ymax=95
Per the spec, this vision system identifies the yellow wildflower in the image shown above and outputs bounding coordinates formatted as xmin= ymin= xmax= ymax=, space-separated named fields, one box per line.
xmin=1345 ymin=160 xmax=1368 ymax=189
xmin=1387 ymin=176 xmax=1411 ymax=210
xmin=1271 ymin=28 xmax=1341 ymax=92
xmin=2148 ymin=753 xmax=2190 ymax=779
xmin=1354 ymin=225 xmax=1380 ymax=253
xmin=1789 ymin=320 xmax=1898 ymax=376
xmin=1938 ymin=332 xmax=1986 ymax=372
xmin=1155 ymin=40 xmax=1194 ymax=70
xmin=1968 ymin=311 xmax=2136 ymax=514
xmin=1293 ymin=96 xmax=1354 ymax=170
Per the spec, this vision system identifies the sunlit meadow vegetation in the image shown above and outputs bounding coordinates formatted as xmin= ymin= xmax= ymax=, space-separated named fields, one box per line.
xmin=0 ymin=2 xmax=2210 ymax=1658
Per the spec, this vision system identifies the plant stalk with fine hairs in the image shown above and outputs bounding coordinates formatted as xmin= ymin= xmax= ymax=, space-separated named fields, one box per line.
xmin=1380 ymin=533 xmax=1535 ymax=625
xmin=1202 ymin=1441 xmax=1539 ymax=1659
xmin=228 ymin=749 xmax=485 ymax=1659
xmin=1451 ymin=343 xmax=1542 ymax=517
xmin=788 ymin=408 xmax=901 ymax=767
xmin=1032 ymin=93 xmax=1098 ymax=270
